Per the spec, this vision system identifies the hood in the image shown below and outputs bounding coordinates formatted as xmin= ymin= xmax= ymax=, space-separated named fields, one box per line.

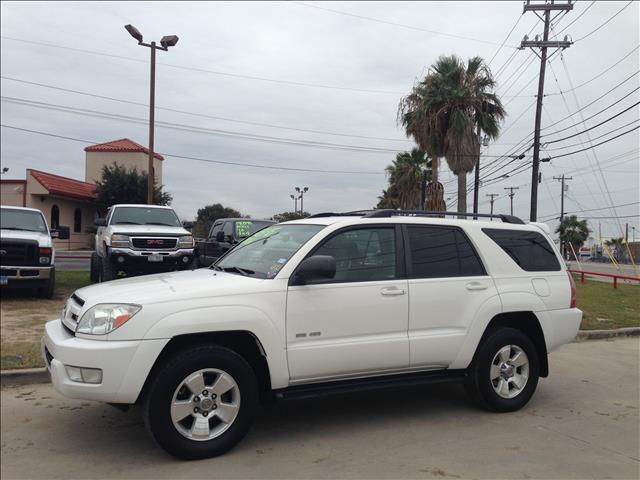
xmin=74 ymin=268 xmax=263 ymax=306
xmin=0 ymin=229 xmax=52 ymax=247
xmin=109 ymin=225 xmax=190 ymax=236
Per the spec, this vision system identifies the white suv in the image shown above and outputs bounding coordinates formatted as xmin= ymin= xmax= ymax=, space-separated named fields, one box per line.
xmin=42 ymin=210 xmax=581 ymax=459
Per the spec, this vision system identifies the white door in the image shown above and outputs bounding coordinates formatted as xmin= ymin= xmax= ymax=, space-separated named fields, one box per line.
xmin=286 ymin=226 xmax=409 ymax=382
xmin=404 ymin=225 xmax=498 ymax=368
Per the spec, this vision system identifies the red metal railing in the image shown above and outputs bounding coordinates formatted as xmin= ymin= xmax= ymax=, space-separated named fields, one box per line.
xmin=569 ymin=269 xmax=640 ymax=289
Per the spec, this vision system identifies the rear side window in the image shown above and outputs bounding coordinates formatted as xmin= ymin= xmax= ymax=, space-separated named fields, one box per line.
xmin=407 ymin=226 xmax=485 ymax=278
xmin=483 ymin=228 xmax=561 ymax=272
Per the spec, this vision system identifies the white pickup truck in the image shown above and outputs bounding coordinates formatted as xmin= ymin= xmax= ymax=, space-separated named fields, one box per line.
xmin=44 ymin=210 xmax=581 ymax=459
xmin=1 ymin=205 xmax=69 ymax=298
xmin=91 ymin=204 xmax=196 ymax=282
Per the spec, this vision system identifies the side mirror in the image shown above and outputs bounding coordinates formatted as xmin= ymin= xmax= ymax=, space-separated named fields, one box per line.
xmin=52 ymin=225 xmax=70 ymax=240
xmin=215 ymin=231 xmax=225 ymax=242
xmin=95 ymin=218 xmax=107 ymax=227
xmin=293 ymin=255 xmax=336 ymax=285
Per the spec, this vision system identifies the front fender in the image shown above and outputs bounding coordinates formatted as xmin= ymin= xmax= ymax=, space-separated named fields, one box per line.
xmin=143 ymin=305 xmax=289 ymax=389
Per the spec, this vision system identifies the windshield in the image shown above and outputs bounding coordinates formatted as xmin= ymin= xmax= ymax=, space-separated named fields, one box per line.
xmin=235 ymin=220 xmax=273 ymax=239
xmin=0 ymin=208 xmax=47 ymax=233
xmin=110 ymin=207 xmax=181 ymax=227
xmin=216 ymin=224 xmax=324 ymax=279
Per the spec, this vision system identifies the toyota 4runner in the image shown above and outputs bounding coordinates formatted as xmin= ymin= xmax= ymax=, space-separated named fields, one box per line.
xmin=91 ymin=204 xmax=195 ymax=282
xmin=43 ymin=210 xmax=581 ymax=459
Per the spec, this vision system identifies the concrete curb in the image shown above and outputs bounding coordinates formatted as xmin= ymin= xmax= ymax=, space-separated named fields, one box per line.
xmin=1 ymin=367 xmax=50 ymax=388
xmin=2 ymin=328 xmax=638 ymax=387
xmin=574 ymin=327 xmax=640 ymax=341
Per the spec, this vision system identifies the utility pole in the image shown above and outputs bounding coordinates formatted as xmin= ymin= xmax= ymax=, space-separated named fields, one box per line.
xmin=486 ymin=193 xmax=499 ymax=220
xmin=520 ymin=1 xmax=572 ymax=221
xmin=554 ymin=174 xmax=572 ymax=257
xmin=625 ymin=223 xmax=629 ymax=243
xmin=503 ymin=186 xmax=520 ymax=216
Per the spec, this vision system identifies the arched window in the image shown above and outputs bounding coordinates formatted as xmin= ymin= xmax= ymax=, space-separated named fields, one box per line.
xmin=51 ymin=205 xmax=60 ymax=229
xmin=73 ymin=208 xmax=82 ymax=233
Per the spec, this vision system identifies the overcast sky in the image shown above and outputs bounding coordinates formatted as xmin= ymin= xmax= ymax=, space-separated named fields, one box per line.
xmin=1 ymin=1 xmax=638 ymax=238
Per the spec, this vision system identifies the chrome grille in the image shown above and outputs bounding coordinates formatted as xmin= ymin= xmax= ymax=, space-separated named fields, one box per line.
xmin=131 ymin=237 xmax=178 ymax=250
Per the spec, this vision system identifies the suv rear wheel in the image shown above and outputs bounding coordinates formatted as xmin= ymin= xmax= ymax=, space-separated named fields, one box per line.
xmin=465 ymin=327 xmax=539 ymax=412
xmin=143 ymin=345 xmax=258 ymax=459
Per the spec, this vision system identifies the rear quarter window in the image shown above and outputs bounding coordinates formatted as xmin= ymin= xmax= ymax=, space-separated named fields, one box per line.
xmin=482 ymin=228 xmax=561 ymax=272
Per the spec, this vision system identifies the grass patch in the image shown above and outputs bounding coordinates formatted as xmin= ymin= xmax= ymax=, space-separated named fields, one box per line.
xmin=0 ymin=341 xmax=43 ymax=370
xmin=574 ymin=276 xmax=640 ymax=330
xmin=57 ymin=270 xmax=91 ymax=290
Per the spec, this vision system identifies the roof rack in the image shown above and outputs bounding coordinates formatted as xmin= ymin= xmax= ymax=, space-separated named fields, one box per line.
xmin=308 ymin=209 xmax=524 ymax=225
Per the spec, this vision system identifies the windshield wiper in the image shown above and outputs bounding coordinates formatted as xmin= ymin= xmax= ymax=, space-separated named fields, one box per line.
xmin=222 ymin=266 xmax=255 ymax=276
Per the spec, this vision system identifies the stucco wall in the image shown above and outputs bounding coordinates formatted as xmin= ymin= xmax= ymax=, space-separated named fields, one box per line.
xmin=85 ymin=151 xmax=163 ymax=185
xmin=0 ymin=181 xmax=26 ymax=207
xmin=25 ymin=194 xmax=97 ymax=251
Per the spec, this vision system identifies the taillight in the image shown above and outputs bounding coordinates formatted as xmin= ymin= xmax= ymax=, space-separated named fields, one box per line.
xmin=567 ymin=271 xmax=577 ymax=308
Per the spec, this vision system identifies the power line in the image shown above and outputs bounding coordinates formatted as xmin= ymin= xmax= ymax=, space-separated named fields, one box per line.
xmin=488 ymin=13 xmax=524 ymax=66
xmin=573 ymin=1 xmax=634 ymax=42
xmin=544 ymin=44 xmax=640 ymax=96
xmin=552 ymin=1 xmax=596 ymax=37
xmin=290 ymin=1 xmax=514 ymax=47
xmin=0 ymin=36 xmax=405 ymax=95
xmin=1 ymin=95 xmax=518 ymax=158
xmin=543 ymin=118 xmax=640 ymax=151
xmin=0 ymin=76 xmax=412 ymax=143
xmin=548 ymin=124 xmax=640 ymax=159
xmin=542 ymin=102 xmax=639 ymax=143
xmin=0 ymin=124 xmax=387 ymax=175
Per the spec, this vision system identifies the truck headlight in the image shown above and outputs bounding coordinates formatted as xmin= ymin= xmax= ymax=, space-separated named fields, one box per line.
xmin=39 ymin=247 xmax=52 ymax=265
xmin=76 ymin=303 xmax=141 ymax=335
xmin=177 ymin=235 xmax=194 ymax=248
xmin=110 ymin=234 xmax=130 ymax=248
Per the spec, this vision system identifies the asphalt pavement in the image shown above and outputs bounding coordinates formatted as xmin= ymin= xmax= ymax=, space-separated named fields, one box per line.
xmin=1 ymin=338 xmax=638 ymax=479
xmin=55 ymin=251 xmax=91 ymax=271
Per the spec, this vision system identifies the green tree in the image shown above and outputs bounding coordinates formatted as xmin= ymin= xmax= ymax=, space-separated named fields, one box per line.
xmin=94 ymin=163 xmax=171 ymax=213
xmin=378 ymin=148 xmax=430 ymax=210
xmin=556 ymin=215 xmax=589 ymax=259
xmin=272 ymin=211 xmax=309 ymax=222
xmin=398 ymin=55 xmax=505 ymax=213
xmin=193 ymin=203 xmax=243 ymax=237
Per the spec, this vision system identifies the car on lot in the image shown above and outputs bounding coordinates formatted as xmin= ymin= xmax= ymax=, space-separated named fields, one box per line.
xmin=1 ymin=205 xmax=69 ymax=297
xmin=43 ymin=209 xmax=581 ymax=459
xmin=91 ymin=204 xmax=196 ymax=282
xmin=195 ymin=218 xmax=275 ymax=267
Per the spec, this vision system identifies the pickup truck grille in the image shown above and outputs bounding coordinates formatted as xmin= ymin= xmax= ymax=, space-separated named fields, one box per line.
xmin=131 ymin=237 xmax=178 ymax=250
xmin=0 ymin=239 xmax=39 ymax=267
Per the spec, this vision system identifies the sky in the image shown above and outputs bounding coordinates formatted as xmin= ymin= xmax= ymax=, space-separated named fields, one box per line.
xmin=1 ymin=1 xmax=638 ymax=239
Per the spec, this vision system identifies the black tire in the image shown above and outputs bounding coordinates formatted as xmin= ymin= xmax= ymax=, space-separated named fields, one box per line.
xmin=465 ymin=327 xmax=540 ymax=412
xmin=90 ymin=252 xmax=99 ymax=283
xmin=99 ymin=255 xmax=117 ymax=282
xmin=37 ymin=269 xmax=55 ymax=298
xmin=143 ymin=345 xmax=258 ymax=460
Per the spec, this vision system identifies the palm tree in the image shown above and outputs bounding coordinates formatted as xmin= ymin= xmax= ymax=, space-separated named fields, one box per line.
xmin=378 ymin=148 xmax=429 ymax=210
xmin=556 ymin=215 xmax=589 ymax=259
xmin=398 ymin=55 xmax=505 ymax=213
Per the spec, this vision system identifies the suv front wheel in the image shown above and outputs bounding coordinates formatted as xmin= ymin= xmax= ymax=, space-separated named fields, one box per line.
xmin=143 ymin=345 xmax=258 ymax=459
xmin=465 ymin=327 xmax=540 ymax=412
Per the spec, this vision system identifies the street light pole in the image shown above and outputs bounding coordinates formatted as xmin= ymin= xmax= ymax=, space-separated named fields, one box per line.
xmin=295 ymin=187 xmax=309 ymax=215
xmin=124 ymin=25 xmax=178 ymax=205
xmin=290 ymin=194 xmax=299 ymax=214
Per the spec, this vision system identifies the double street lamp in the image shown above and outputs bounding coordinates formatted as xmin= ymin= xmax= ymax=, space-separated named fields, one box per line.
xmin=124 ymin=24 xmax=178 ymax=204
xmin=294 ymin=187 xmax=309 ymax=215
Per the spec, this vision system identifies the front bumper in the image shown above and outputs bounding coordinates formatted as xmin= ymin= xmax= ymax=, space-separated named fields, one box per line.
xmin=42 ymin=319 xmax=168 ymax=404
xmin=108 ymin=248 xmax=194 ymax=268
xmin=1 ymin=265 xmax=53 ymax=288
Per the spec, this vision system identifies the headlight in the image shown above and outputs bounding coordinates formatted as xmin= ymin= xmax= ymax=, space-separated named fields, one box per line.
xmin=76 ymin=303 xmax=141 ymax=335
xmin=39 ymin=247 xmax=52 ymax=265
xmin=110 ymin=234 xmax=130 ymax=248
xmin=177 ymin=235 xmax=194 ymax=248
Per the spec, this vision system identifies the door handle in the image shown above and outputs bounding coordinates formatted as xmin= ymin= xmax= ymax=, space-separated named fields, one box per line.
xmin=466 ymin=282 xmax=488 ymax=291
xmin=380 ymin=287 xmax=406 ymax=296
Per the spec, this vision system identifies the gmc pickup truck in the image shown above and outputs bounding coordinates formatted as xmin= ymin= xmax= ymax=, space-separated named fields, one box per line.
xmin=195 ymin=218 xmax=274 ymax=267
xmin=1 ymin=205 xmax=69 ymax=297
xmin=91 ymin=204 xmax=195 ymax=282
